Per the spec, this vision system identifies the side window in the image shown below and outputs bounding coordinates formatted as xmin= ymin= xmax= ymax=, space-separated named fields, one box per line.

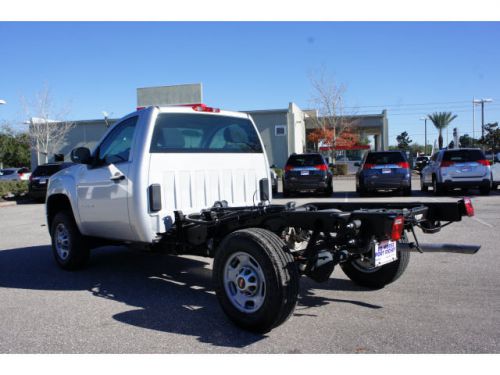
xmin=97 ymin=116 xmax=138 ymax=165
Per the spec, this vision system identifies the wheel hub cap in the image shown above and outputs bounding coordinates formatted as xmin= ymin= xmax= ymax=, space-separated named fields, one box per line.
xmin=55 ymin=223 xmax=70 ymax=260
xmin=223 ymin=252 xmax=266 ymax=313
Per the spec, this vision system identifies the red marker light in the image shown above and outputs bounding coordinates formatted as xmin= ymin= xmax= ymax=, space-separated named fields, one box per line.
xmin=315 ymin=164 xmax=328 ymax=171
xmin=463 ymin=197 xmax=474 ymax=217
xmin=391 ymin=215 xmax=405 ymax=241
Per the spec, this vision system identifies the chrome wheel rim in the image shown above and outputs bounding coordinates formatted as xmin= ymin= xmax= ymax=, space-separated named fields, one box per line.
xmin=223 ymin=252 xmax=266 ymax=313
xmin=55 ymin=223 xmax=70 ymax=260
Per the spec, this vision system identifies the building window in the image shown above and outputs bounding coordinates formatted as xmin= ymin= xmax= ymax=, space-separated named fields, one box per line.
xmin=275 ymin=125 xmax=287 ymax=136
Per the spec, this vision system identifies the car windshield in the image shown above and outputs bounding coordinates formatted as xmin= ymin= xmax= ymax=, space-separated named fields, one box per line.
xmin=365 ymin=152 xmax=405 ymax=164
xmin=443 ymin=150 xmax=485 ymax=162
xmin=150 ymin=113 xmax=263 ymax=153
xmin=287 ymin=154 xmax=324 ymax=166
xmin=0 ymin=170 xmax=15 ymax=176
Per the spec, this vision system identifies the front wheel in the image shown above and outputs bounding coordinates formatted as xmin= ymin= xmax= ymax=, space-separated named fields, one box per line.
xmin=213 ymin=228 xmax=300 ymax=333
xmin=50 ymin=210 xmax=90 ymax=270
xmin=340 ymin=236 xmax=410 ymax=289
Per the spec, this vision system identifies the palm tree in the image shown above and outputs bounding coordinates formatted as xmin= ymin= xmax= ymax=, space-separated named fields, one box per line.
xmin=427 ymin=112 xmax=458 ymax=149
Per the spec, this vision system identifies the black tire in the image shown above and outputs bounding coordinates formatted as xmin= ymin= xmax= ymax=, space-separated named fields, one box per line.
xmin=432 ymin=176 xmax=444 ymax=196
xmin=340 ymin=235 xmax=410 ymax=289
xmin=50 ymin=210 xmax=90 ymax=270
xmin=323 ymin=182 xmax=333 ymax=197
xmin=213 ymin=228 xmax=300 ymax=333
xmin=283 ymin=188 xmax=291 ymax=198
xmin=420 ymin=177 xmax=428 ymax=192
xmin=479 ymin=185 xmax=490 ymax=195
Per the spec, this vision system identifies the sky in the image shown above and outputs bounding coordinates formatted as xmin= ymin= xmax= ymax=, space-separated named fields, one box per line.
xmin=1 ymin=21 xmax=499 ymax=146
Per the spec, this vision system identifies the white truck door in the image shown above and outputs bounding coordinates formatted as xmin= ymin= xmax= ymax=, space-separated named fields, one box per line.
xmin=76 ymin=116 xmax=138 ymax=240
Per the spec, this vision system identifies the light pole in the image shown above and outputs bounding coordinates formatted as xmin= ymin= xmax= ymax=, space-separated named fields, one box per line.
xmin=420 ymin=117 xmax=428 ymax=155
xmin=473 ymin=98 xmax=493 ymax=143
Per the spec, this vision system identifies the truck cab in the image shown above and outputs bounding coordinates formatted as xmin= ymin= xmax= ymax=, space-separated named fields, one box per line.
xmin=47 ymin=104 xmax=271 ymax=244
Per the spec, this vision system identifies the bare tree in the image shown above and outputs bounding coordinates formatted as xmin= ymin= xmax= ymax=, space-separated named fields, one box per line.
xmin=21 ymin=85 xmax=75 ymax=165
xmin=307 ymin=71 xmax=356 ymax=161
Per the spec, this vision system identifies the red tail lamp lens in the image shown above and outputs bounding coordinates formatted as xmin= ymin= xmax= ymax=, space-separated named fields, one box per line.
xmin=363 ymin=163 xmax=375 ymax=170
xmin=397 ymin=162 xmax=410 ymax=169
xmin=284 ymin=165 xmax=293 ymax=172
xmin=477 ymin=159 xmax=490 ymax=166
xmin=191 ymin=104 xmax=220 ymax=113
xmin=391 ymin=215 xmax=405 ymax=241
xmin=463 ymin=197 xmax=474 ymax=217
xmin=440 ymin=160 xmax=454 ymax=168
xmin=315 ymin=164 xmax=328 ymax=171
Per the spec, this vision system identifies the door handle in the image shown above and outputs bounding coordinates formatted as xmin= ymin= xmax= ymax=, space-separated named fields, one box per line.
xmin=110 ymin=172 xmax=125 ymax=182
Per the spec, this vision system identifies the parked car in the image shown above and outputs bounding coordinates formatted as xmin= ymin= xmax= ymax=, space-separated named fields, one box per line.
xmin=29 ymin=162 xmax=74 ymax=202
xmin=282 ymin=153 xmax=333 ymax=197
xmin=355 ymin=151 xmax=411 ymax=196
xmin=414 ymin=155 xmax=430 ymax=172
xmin=420 ymin=148 xmax=491 ymax=195
xmin=0 ymin=167 xmax=31 ymax=181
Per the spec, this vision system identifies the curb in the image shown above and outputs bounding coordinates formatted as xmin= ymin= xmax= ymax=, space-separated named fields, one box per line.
xmin=0 ymin=201 xmax=17 ymax=208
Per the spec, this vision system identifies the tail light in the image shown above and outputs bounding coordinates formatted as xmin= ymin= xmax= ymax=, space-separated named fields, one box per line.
xmin=440 ymin=160 xmax=454 ymax=168
xmin=391 ymin=215 xmax=405 ymax=241
xmin=284 ymin=165 xmax=293 ymax=172
xmin=463 ymin=197 xmax=474 ymax=217
xmin=363 ymin=163 xmax=375 ymax=170
xmin=315 ymin=164 xmax=328 ymax=171
xmin=477 ymin=159 xmax=490 ymax=166
xmin=397 ymin=162 xmax=410 ymax=169
xmin=18 ymin=172 xmax=24 ymax=178
xmin=191 ymin=104 xmax=220 ymax=113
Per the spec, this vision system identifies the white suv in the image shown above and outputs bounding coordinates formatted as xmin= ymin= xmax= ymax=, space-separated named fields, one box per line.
xmin=420 ymin=148 xmax=491 ymax=195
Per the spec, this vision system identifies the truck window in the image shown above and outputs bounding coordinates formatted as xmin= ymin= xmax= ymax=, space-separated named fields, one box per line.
xmin=97 ymin=116 xmax=138 ymax=165
xmin=150 ymin=113 xmax=263 ymax=153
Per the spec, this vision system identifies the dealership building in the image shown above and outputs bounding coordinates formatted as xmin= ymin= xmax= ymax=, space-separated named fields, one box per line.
xmin=30 ymin=84 xmax=389 ymax=169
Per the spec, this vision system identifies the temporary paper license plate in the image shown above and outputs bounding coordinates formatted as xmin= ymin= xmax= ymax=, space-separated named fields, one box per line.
xmin=374 ymin=240 xmax=397 ymax=267
xmin=39 ymin=179 xmax=47 ymax=184
xmin=300 ymin=170 xmax=310 ymax=176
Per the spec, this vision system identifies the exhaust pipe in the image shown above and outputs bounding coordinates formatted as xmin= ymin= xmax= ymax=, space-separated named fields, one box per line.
xmin=399 ymin=242 xmax=480 ymax=254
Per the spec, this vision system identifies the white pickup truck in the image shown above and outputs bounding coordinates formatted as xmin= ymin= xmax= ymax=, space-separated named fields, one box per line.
xmin=46 ymin=104 xmax=480 ymax=333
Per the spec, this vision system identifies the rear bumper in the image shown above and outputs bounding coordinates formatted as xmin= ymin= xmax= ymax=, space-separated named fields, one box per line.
xmin=363 ymin=178 xmax=411 ymax=190
xmin=284 ymin=180 xmax=328 ymax=191
xmin=441 ymin=179 xmax=490 ymax=189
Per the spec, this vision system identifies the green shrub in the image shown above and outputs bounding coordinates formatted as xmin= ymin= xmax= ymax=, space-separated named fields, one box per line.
xmin=0 ymin=180 xmax=29 ymax=199
xmin=332 ymin=164 xmax=348 ymax=176
xmin=273 ymin=168 xmax=284 ymax=178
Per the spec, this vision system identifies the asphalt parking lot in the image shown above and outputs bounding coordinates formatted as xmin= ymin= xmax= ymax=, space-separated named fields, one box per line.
xmin=0 ymin=177 xmax=499 ymax=353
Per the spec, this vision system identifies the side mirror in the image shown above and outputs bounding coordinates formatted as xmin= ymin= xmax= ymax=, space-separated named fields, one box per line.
xmin=71 ymin=147 xmax=91 ymax=164
xmin=354 ymin=162 xmax=360 ymax=167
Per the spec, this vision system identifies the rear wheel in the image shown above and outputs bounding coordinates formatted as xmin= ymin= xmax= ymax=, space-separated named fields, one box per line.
xmin=432 ymin=176 xmax=444 ymax=195
xmin=213 ymin=228 xmax=300 ymax=333
xmin=340 ymin=235 xmax=410 ymax=289
xmin=50 ymin=210 xmax=90 ymax=270
xmin=479 ymin=185 xmax=491 ymax=195
xmin=420 ymin=176 xmax=428 ymax=192
xmin=323 ymin=182 xmax=333 ymax=197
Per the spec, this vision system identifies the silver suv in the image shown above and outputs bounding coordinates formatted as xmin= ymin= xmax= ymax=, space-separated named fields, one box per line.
xmin=420 ymin=148 xmax=491 ymax=195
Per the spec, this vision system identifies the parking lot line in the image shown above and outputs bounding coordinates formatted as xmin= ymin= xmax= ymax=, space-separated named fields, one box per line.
xmin=472 ymin=217 xmax=493 ymax=228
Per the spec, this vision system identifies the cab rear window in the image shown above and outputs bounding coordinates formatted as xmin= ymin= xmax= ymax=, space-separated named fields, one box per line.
xmin=365 ymin=152 xmax=405 ymax=164
xmin=150 ymin=113 xmax=263 ymax=153
xmin=443 ymin=150 xmax=485 ymax=162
